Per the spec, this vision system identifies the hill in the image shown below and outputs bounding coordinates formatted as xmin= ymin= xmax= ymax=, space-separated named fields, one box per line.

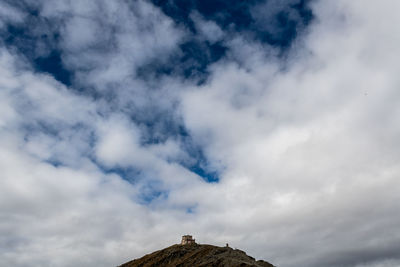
xmin=118 ymin=243 xmax=275 ymax=267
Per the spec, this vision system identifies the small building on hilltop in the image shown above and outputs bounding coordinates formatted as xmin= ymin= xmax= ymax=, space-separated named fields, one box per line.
xmin=181 ymin=235 xmax=196 ymax=245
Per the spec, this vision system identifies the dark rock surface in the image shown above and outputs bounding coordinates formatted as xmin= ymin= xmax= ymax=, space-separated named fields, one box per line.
xmin=119 ymin=243 xmax=275 ymax=267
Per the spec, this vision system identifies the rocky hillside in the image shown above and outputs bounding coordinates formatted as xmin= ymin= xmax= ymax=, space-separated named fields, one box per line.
xmin=118 ymin=243 xmax=275 ymax=267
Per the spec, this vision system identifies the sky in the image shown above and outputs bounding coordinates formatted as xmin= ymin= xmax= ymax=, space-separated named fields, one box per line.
xmin=1 ymin=0 xmax=400 ymax=267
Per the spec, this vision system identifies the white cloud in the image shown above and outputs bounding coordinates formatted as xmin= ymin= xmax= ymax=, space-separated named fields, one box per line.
xmin=0 ymin=2 xmax=24 ymax=29
xmin=95 ymin=116 xmax=141 ymax=167
xmin=180 ymin=1 xmax=400 ymax=266
xmin=191 ymin=12 xmax=224 ymax=44
xmin=1 ymin=1 xmax=400 ymax=267
xmin=62 ymin=16 xmax=99 ymax=51
xmin=55 ymin=0 xmax=184 ymax=88
xmin=0 ymin=48 xmax=196 ymax=267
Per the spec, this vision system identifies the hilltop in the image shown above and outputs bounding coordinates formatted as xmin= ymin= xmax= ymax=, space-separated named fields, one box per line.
xmin=118 ymin=243 xmax=275 ymax=267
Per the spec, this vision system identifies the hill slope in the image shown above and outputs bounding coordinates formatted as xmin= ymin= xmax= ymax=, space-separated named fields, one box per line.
xmin=119 ymin=244 xmax=275 ymax=267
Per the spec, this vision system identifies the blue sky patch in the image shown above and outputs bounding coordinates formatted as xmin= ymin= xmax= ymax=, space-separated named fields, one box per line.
xmin=1 ymin=0 xmax=312 ymax=189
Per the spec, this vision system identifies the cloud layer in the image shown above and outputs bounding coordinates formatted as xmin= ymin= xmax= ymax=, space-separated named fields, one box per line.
xmin=1 ymin=0 xmax=400 ymax=267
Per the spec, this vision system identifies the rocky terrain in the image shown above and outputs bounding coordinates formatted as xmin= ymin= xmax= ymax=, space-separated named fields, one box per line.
xmin=118 ymin=243 xmax=275 ymax=267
